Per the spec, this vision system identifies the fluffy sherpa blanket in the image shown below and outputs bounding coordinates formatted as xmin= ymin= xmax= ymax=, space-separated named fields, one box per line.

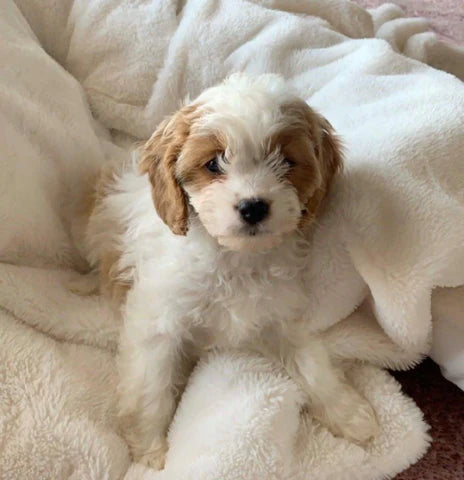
xmin=1 ymin=0 xmax=463 ymax=479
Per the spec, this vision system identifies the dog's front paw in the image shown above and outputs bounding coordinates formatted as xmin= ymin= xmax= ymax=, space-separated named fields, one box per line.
xmin=132 ymin=437 xmax=168 ymax=471
xmin=319 ymin=389 xmax=380 ymax=445
xmin=334 ymin=399 xmax=380 ymax=445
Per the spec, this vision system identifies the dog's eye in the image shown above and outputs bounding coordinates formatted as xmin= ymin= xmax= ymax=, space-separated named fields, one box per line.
xmin=205 ymin=157 xmax=222 ymax=174
xmin=283 ymin=158 xmax=296 ymax=169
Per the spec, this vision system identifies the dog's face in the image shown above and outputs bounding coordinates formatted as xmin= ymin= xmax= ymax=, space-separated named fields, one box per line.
xmin=140 ymin=74 xmax=342 ymax=252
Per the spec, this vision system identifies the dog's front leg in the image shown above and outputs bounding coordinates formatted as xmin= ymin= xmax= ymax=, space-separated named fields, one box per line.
xmin=283 ymin=337 xmax=380 ymax=444
xmin=117 ymin=327 xmax=183 ymax=470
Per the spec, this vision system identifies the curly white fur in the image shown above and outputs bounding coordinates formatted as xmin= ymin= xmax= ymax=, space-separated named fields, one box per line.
xmin=84 ymin=74 xmax=379 ymax=469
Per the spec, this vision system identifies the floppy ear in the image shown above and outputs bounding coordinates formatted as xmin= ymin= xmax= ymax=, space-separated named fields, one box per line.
xmin=315 ymin=116 xmax=344 ymax=190
xmin=285 ymin=100 xmax=343 ymax=222
xmin=308 ymin=110 xmax=343 ymax=206
xmin=139 ymin=109 xmax=193 ymax=236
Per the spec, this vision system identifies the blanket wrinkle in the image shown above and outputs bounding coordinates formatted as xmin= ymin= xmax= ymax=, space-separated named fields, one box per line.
xmin=367 ymin=2 xmax=464 ymax=81
xmin=1 ymin=0 xmax=464 ymax=478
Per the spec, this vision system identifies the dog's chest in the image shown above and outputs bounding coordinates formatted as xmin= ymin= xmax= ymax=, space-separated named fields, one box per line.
xmin=186 ymin=255 xmax=308 ymax=347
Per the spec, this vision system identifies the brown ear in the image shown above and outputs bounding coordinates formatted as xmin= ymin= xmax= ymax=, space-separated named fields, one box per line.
xmin=315 ymin=116 xmax=344 ymax=190
xmin=139 ymin=109 xmax=195 ymax=236
xmin=304 ymin=113 xmax=344 ymax=217
xmin=282 ymin=100 xmax=343 ymax=222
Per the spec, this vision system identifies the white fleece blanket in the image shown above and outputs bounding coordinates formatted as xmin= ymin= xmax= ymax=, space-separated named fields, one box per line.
xmin=1 ymin=0 xmax=464 ymax=479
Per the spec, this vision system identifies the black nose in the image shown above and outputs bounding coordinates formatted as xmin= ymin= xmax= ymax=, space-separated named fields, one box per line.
xmin=237 ymin=198 xmax=270 ymax=225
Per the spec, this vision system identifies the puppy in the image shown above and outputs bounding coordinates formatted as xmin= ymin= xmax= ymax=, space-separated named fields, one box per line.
xmin=78 ymin=73 xmax=379 ymax=469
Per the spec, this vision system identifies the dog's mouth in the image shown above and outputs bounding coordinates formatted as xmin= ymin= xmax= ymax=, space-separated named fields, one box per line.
xmin=241 ymin=225 xmax=267 ymax=237
xmin=216 ymin=231 xmax=283 ymax=252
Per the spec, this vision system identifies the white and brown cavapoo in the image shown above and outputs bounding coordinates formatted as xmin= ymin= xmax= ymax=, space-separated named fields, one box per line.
xmin=74 ymin=73 xmax=379 ymax=469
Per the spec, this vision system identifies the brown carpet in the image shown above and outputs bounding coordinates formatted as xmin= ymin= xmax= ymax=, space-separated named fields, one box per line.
xmin=392 ymin=359 xmax=464 ymax=479
xmin=355 ymin=0 xmax=464 ymax=44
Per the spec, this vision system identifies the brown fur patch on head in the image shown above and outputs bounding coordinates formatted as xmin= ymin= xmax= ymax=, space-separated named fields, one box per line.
xmin=139 ymin=104 xmax=203 ymax=235
xmin=176 ymin=131 xmax=226 ymax=192
xmin=270 ymin=99 xmax=343 ymax=227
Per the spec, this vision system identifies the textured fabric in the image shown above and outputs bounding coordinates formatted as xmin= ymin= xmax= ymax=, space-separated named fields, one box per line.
xmin=356 ymin=0 xmax=464 ymax=43
xmin=1 ymin=0 xmax=464 ymax=478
